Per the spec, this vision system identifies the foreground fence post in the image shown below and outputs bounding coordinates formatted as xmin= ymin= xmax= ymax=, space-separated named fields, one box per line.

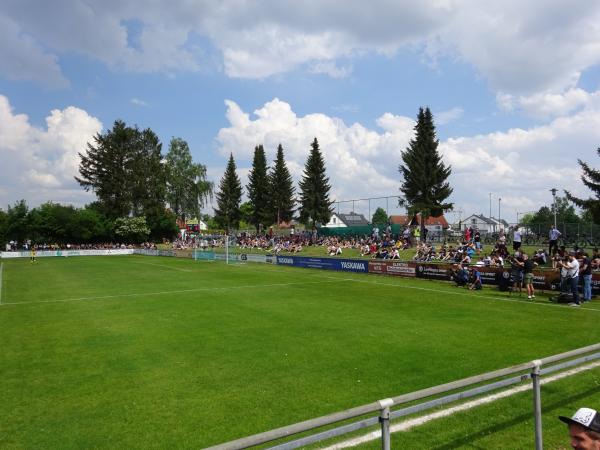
xmin=378 ymin=398 xmax=394 ymax=450
xmin=531 ymin=360 xmax=543 ymax=450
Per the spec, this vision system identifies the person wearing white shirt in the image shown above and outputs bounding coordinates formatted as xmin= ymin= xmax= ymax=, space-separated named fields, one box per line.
xmin=549 ymin=225 xmax=562 ymax=256
xmin=561 ymin=254 xmax=581 ymax=306
xmin=513 ymin=228 xmax=522 ymax=252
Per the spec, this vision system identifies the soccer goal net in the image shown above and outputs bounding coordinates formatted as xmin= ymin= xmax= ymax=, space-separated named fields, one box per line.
xmin=193 ymin=235 xmax=244 ymax=265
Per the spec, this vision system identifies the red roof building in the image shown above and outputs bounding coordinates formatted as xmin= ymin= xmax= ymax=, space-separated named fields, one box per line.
xmin=389 ymin=214 xmax=450 ymax=229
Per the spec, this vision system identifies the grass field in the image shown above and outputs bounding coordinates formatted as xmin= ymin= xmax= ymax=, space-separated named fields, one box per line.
xmin=1 ymin=255 xmax=599 ymax=449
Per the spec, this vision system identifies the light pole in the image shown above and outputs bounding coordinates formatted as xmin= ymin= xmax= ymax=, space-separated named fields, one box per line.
xmin=550 ymin=188 xmax=558 ymax=228
xmin=498 ymin=197 xmax=501 ymax=223
xmin=489 ymin=193 xmax=492 ymax=218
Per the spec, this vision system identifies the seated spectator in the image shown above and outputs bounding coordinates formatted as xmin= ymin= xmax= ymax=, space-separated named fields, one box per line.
xmin=469 ymin=268 xmax=483 ymax=290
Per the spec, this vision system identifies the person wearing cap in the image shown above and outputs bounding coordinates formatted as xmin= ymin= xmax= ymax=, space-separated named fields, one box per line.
xmin=559 ymin=407 xmax=600 ymax=449
xmin=561 ymin=253 xmax=581 ymax=306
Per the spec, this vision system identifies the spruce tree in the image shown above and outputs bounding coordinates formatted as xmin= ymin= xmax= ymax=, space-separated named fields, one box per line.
xmin=399 ymin=107 xmax=453 ymax=235
xmin=246 ymin=145 xmax=270 ymax=232
xmin=298 ymin=138 xmax=333 ymax=227
xmin=268 ymin=144 xmax=295 ymax=225
xmin=214 ymin=154 xmax=243 ymax=232
xmin=566 ymin=148 xmax=600 ymax=223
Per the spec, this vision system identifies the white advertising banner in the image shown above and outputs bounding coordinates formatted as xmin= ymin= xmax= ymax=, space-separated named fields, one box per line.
xmin=0 ymin=249 xmax=134 ymax=259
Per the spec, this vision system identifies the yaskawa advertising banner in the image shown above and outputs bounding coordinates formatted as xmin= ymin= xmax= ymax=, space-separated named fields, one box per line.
xmin=276 ymin=256 xmax=368 ymax=273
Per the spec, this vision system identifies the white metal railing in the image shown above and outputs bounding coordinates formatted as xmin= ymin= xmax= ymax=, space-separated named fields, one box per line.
xmin=205 ymin=343 xmax=600 ymax=450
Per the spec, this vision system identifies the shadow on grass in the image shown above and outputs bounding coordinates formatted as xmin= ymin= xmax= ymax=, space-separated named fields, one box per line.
xmin=430 ymin=384 xmax=600 ymax=450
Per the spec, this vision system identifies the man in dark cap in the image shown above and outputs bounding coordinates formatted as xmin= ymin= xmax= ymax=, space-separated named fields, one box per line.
xmin=559 ymin=407 xmax=600 ymax=449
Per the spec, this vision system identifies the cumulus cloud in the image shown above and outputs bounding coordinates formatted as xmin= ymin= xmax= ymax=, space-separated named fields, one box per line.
xmin=0 ymin=95 xmax=102 ymax=208
xmin=0 ymin=14 xmax=68 ymax=88
xmin=3 ymin=1 xmax=600 ymax=97
xmin=436 ymin=107 xmax=464 ymax=125
xmin=497 ymin=88 xmax=600 ymax=119
xmin=216 ymin=98 xmax=599 ymax=222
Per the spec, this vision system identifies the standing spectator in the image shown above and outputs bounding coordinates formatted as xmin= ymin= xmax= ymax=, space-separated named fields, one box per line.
xmin=464 ymin=227 xmax=471 ymax=243
xmin=561 ymin=253 xmax=581 ymax=306
xmin=513 ymin=227 xmax=522 ymax=252
xmin=549 ymin=225 xmax=562 ymax=256
xmin=559 ymin=407 xmax=600 ymax=450
xmin=523 ymin=253 xmax=537 ymax=300
xmin=473 ymin=229 xmax=482 ymax=255
xmin=581 ymin=252 xmax=592 ymax=303
xmin=509 ymin=254 xmax=524 ymax=295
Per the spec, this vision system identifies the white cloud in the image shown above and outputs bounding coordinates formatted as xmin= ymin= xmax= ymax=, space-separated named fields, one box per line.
xmin=309 ymin=61 xmax=352 ymax=79
xmin=216 ymin=98 xmax=599 ymax=222
xmin=436 ymin=107 xmax=464 ymax=125
xmin=497 ymin=88 xmax=600 ymax=119
xmin=0 ymin=14 xmax=68 ymax=88
xmin=0 ymin=95 xmax=102 ymax=208
xmin=131 ymin=98 xmax=150 ymax=107
xmin=216 ymin=98 xmax=413 ymax=205
xmin=3 ymin=1 xmax=600 ymax=97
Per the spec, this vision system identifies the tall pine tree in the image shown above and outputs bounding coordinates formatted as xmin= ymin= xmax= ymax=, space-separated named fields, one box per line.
xmin=246 ymin=145 xmax=270 ymax=232
xmin=299 ymin=138 xmax=333 ymax=227
xmin=399 ymin=107 xmax=453 ymax=235
xmin=566 ymin=148 xmax=600 ymax=224
xmin=214 ymin=154 xmax=242 ymax=232
xmin=268 ymin=144 xmax=295 ymax=225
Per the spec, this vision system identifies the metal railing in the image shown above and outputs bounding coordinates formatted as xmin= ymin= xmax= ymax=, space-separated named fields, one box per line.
xmin=206 ymin=343 xmax=600 ymax=450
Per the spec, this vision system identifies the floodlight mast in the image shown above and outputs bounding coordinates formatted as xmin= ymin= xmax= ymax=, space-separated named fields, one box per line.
xmin=550 ymin=188 xmax=558 ymax=228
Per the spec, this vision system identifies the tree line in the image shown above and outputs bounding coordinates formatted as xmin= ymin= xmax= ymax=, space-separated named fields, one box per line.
xmin=213 ymin=138 xmax=334 ymax=232
xmin=0 ymin=120 xmax=213 ymax=246
xmin=2 ymin=109 xmax=598 ymax=248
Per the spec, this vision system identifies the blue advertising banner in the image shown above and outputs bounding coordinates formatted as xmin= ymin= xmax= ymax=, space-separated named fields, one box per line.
xmin=275 ymin=255 xmax=368 ymax=273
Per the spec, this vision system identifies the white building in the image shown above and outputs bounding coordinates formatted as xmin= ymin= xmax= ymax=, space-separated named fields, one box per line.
xmin=462 ymin=214 xmax=509 ymax=234
xmin=322 ymin=212 xmax=369 ymax=228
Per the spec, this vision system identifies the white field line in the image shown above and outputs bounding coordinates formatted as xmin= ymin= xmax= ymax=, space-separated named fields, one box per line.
xmin=0 ymin=279 xmax=342 ymax=307
xmin=0 ymin=262 xmax=3 ymax=305
xmin=324 ymin=276 xmax=600 ymax=313
xmin=322 ymin=360 xmax=600 ymax=449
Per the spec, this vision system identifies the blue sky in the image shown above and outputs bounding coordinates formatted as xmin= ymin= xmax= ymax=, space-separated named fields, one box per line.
xmin=1 ymin=1 xmax=600 ymax=224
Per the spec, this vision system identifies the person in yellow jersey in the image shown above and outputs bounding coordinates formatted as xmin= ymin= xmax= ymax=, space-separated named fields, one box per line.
xmin=30 ymin=245 xmax=37 ymax=263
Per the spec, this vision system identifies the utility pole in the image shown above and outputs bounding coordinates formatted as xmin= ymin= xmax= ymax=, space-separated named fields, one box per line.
xmin=550 ymin=188 xmax=558 ymax=228
xmin=489 ymin=193 xmax=492 ymax=218
xmin=498 ymin=197 xmax=501 ymax=223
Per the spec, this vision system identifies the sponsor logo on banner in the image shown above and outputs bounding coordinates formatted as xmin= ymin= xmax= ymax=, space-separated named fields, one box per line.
xmin=368 ymin=261 xmax=416 ymax=276
xmin=275 ymin=256 xmax=368 ymax=272
xmin=415 ymin=264 xmax=452 ymax=280
xmin=340 ymin=261 xmax=368 ymax=271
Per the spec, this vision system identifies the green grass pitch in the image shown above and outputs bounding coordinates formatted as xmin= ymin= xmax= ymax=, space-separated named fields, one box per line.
xmin=1 ymin=255 xmax=599 ymax=449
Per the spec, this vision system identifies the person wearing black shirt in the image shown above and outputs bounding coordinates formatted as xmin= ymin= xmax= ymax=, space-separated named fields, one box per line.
xmin=523 ymin=253 xmax=537 ymax=300
xmin=473 ymin=229 xmax=481 ymax=255
xmin=510 ymin=255 xmax=524 ymax=295
xmin=581 ymin=253 xmax=592 ymax=302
